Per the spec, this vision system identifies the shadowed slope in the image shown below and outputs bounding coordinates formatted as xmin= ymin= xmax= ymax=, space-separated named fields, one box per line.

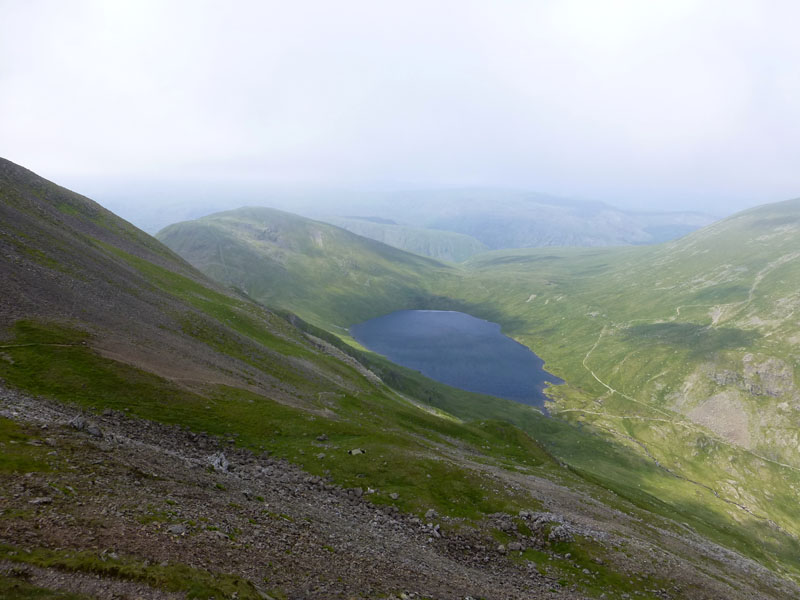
xmin=157 ymin=207 xmax=460 ymax=327
xmin=159 ymin=194 xmax=800 ymax=585
xmin=4 ymin=158 xmax=800 ymax=597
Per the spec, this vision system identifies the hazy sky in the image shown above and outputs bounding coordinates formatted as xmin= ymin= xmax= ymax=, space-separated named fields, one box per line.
xmin=2 ymin=0 xmax=800 ymax=213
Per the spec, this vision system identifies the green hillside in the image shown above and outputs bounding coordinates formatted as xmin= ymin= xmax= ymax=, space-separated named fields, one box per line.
xmin=0 ymin=160 xmax=570 ymax=596
xmin=159 ymin=200 xmax=800 ymax=587
xmin=450 ymin=228 xmax=800 ymax=570
xmin=12 ymin=161 xmax=793 ymax=598
xmin=155 ymin=207 xmax=464 ymax=327
xmin=458 ymin=199 xmax=800 ymax=465
xmin=458 ymin=201 xmax=800 ymax=575
xmin=10 ymin=158 xmax=792 ymax=596
xmin=1 ymin=159 xmax=570 ymax=523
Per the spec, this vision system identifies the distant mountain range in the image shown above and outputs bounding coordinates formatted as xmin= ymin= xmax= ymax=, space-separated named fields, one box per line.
xmin=321 ymin=215 xmax=489 ymax=262
xmin=319 ymin=189 xmax=714 ymax=254
xmin=77 ymin=179 xmax=715 ymax=261
xmin=158 ymin=194 xmax=800 ymax=586
xmin=3 ymin=157 xmax=798 ymax=598
xmin=159 ymin=200 xmax=800 ymax=472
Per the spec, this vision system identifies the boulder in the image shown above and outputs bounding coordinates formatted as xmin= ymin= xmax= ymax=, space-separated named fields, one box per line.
xmin=207 ymin=452 xmax=230 ymax=472
xmin=548 ymin=525 xmax=574 ymax=543
xmin=167 ymin=524 xmax=187 ymax=535
xmin=86 ymin=423 xmax=103 ymax=438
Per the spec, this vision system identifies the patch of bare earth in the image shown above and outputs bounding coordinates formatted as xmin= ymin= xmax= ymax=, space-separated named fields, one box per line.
xmin=687 ymin=391 xmax=751 ymax=448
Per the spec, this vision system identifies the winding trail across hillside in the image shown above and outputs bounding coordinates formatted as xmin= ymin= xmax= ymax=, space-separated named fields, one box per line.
xmin=573 ymin=318 xmax=800 ymax=545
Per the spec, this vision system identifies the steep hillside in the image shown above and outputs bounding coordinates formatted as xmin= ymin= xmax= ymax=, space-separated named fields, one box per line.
xmin=0 ymin=159 xmax=573 ymax=598
xmin=320 ymin=215 xmax=489 ymax=262
xmin=6 ymin=159 xmax=790 ymax=597
xmin=453 ymin=201 xmax=800 ymax=581
xmin=156 ymin=207 xmax=461 ymax=327
xmin=160 ymin=200 xmax=800 ymax=589
xmin=591 ymin=198 xmax=800 ymax=462
xmin=461 ymin=198 xmax=800 ymax=464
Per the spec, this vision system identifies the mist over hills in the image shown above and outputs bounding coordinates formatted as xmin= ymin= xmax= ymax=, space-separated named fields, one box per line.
xmin=2 ymin=157 xmax=800 ymax=598
xmin=159 ymin=198 xmax=800 ymax=471
xmin=322 ymin=216 xmax=490 ymax=262
xmin=316 ymin=188 xmax=713 ymax=250
xmin=160 ymin=190 xmax=800 ymax=591
xmin=7 ymin=0 xmax=800 ymax=595
xmin=76 ymin=178 xmax=714 ymax=261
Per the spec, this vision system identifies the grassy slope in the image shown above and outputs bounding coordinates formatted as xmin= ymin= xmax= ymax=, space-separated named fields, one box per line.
xmin=3 ymin=158 xmax=691 ymax=598
xmin=157 ymin=201 xmax=800 ymax=582
xmin=454 ymin=243 xmax=800 ymax=575
xmin=5 ymin=158 xmax=800 ymax=591
xmin=0 ymin=159 xmax=568 ymax=522
xmin=156 ymin=207 xmax=463 ymax=328
xmin=13 ymin=160 xmax=765 ymax=596
xmin=452 ymin=202 xmax=800 ymax=578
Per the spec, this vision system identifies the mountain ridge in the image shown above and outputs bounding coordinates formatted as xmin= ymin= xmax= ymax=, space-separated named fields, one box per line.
xmin=320 ymin=215 xmax=490 ymax=262
xmin=72 ymin=177 xmax=716 ymax=251
xmin=2 ymin=157 xmax=799 ymax=597
xmin=156 ymin=206 xmax=460 ymax=327
xmin=159 ymin=192 xmax=800 ymax=587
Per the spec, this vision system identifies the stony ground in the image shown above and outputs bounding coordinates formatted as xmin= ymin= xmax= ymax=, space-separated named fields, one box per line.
xmin=1 ymin=384 xmax=797 ymax=600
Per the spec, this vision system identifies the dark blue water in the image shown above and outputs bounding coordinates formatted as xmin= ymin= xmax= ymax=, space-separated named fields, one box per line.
xmin=350 ymin=310 xmax=563 ymax=409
